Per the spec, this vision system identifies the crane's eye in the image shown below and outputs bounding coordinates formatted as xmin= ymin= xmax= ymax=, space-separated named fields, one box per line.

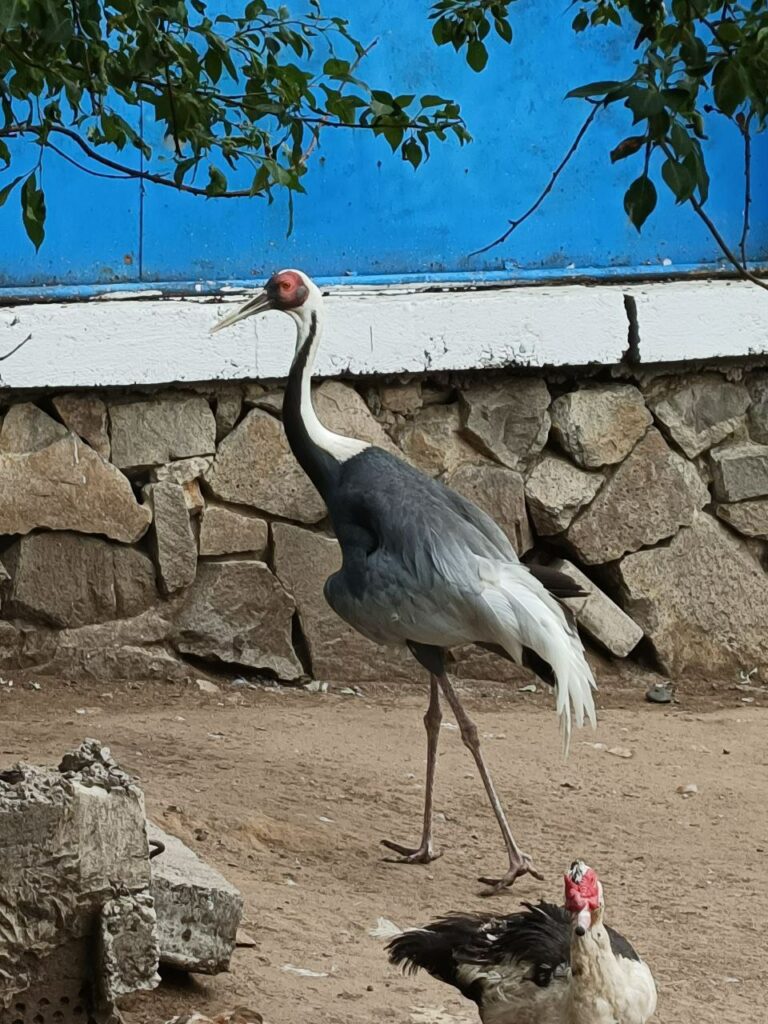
xmin=279 ymin=279 xmax=291 ymax=291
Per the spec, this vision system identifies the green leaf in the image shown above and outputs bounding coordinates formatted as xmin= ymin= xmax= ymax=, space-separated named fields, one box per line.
xmin=20 ymin=173 xmax=46 ymax=251
xmin=572 ymin=10 xmax=589 ymax=32
xmin=0 ymin=175 xmax=23 ymax=208
xmin=0 ymin=140 xmax=9 ymax=168
xmin=566 ymin=80 xmax=622 ymax=99
xmin=494 ymin=17 xmax=512 ymax=44
xmin=661 ymin=158 xmax=694 ymax=203
xmin=610 ymin=135 xmax=646 ymax=163
xmin=466 ymin=40 xmax=488 ymax=73
xmin=402 ymin=139 xmax=422 ymax=169
xmin=623 ymin=175 xmax=657 ymax=231
xmin=712 ymin=59 xmax=746 ymax=117
xmin=669 ymin=121 xmax=693 ymax=159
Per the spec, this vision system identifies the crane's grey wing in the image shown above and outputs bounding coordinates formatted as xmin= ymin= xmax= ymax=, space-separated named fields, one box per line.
xmin=326 ymin=448 xmax=596 ymax=741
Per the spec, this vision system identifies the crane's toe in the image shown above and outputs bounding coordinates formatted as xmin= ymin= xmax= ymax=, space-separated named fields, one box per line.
xmin=380 ymin=838 xmax=443 ymax=864
xmin=478 ymin=852 xmax=544 ymax=896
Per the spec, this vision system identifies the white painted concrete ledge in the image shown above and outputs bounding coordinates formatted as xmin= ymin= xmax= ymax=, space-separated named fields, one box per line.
xmin=0 ymin=278 xmax=766 ymax=389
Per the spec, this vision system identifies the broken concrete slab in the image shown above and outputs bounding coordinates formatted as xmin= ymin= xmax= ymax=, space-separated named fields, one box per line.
xmin=548 ymin=557 xmax=643 ymax=658
xmin=98 ymin=891 xmax=160 ymax=999
xmin=0 ymin=435 xmax=152 ymax=542
xmin=710 ymin=442 xmax=768 ymax=502
xmin=0 ymin=740 xmax=154 ymax=1013
xmin=147 ymin=822 xmax=243 ymax=975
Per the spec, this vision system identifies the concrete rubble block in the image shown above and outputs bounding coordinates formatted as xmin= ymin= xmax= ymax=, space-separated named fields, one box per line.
xmin=645 ymin=372 xmax=750 ymax=458
xmin=52 ymin=393 xmax=111 ymax=459
xmin=747 ymin=372 xmax=768 ymax=443
xmin=272 ymin=522 xmax=414 ymax=682
xmin=144 ymin=481 xmax=198 ymax=594
xmin=171 ymin=559 xmax=303 ymax=678
xmin=565 ymin=428 xmax=708 ymax=564
xmin=147 ymin=823 xmax=243 ymax=974
xmin=0 ymin=740 xmax=153 ymax=1012
xmin=525 ymin=453 xmax=604 ymax=535
xmin=0 ymin=402 xmax=69 ymax=452
xmin=379 ymin=381 xmax=422 ymax=416
xmin=199 ymin=503 xmax=268 ymax=557
xmin=313 ymin=380 xmax=401 ymax=454
xmin=710 ymin=442 xmax=768 ymax=501
xmin=98 ymin=891 xmax=160 ymax=999
xmin=109 ymin=395 xmax=216 ymax=470
xmin=393 ymin=403 xmax=480 ymax=476
xmin=205 ymin=408 xmax=326 ymax=523
xmin=0 ymin=435 xmax=152 ymax=542
xmin=243 ymin=383 xmax=283 ymax=413
xmin=715 ymin=498 xmax=768 ymax=539
xmin=612 ymin=512 xmax=768 ymax=677
xmin=550 ymin=384 xmax=652 ymax=468
xmin=446 ymin=462 xmax=533 ymax=554
xmin=2 ymin=531 xmax=158 ymax=628
xmin=214 ymin=389 xmax=243 ymax=441
xmin=459 ymin=378 xmax=550 ymax=470
xmin=548 ymin=557 xmax=643 ymax=658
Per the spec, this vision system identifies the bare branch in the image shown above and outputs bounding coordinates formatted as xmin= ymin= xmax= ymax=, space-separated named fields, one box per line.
xmin=738 ymin=112 xmax=754 ymax=268
xmin=0 ymin=333 xmax=32 ymax=362
xmin=659 ymin=141 xmax=768 ymax=292
xmin=467 ymin=102 xmax=601 ymax=258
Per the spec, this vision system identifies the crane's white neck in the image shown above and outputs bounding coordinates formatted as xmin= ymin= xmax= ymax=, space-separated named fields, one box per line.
xmin=286 ymin=288 xmax=369 ymax=464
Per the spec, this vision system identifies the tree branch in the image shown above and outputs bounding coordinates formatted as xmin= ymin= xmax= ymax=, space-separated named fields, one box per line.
xmin=659 ymin=140 xmax=768 ymax=292
xmin=468 ymin=101 xmax=601 ymax=258
xmin=738 ymin=112 xmax=753 ymax=268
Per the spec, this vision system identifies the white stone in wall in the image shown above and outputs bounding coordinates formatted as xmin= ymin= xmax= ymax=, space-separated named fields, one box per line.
xmin=549 ymin=384 xmax=651 ymax=468
xmin=645 ymin=373 xmax=750 ymax=458
xmin=525 ymin=454 xmax=604 ymax=535
xmin=110 ymin=395 xmax=216 ymax=470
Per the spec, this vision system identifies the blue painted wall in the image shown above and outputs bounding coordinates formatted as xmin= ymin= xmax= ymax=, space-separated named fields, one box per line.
xmin=1 ymin=4 xmax=765 ymax=292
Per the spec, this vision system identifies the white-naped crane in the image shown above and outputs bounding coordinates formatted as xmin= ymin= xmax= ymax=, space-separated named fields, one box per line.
xmin=387 ymin=860 xmax=658 ymax=1023
xmin=212 ymin=270 xmax=597 ymax=893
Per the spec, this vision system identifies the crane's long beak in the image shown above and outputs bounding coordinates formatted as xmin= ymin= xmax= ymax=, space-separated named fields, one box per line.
xmin=210 ymin=290 xmax=271 ymax=334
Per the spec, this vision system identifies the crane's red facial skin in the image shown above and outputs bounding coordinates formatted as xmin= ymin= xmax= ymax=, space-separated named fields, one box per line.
xmin=266 ymin=270 xmax=309 ymax=310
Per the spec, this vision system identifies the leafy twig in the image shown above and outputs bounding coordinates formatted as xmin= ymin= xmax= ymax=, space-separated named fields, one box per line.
xmin=468 ymin=101 xmax=601 ymax=257
xmin=301 ymin=36 xmax=379 ymax=166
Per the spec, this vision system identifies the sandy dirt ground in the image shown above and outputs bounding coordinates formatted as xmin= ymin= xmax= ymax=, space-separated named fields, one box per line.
xmin=1 ymin=673 xmax=766 ymax=1024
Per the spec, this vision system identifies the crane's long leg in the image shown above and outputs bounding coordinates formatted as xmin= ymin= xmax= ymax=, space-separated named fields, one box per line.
xmin=436 ymin=672 xmax=543 ymax=895
xmin=381 ymin=674 xmax=442 ymax=864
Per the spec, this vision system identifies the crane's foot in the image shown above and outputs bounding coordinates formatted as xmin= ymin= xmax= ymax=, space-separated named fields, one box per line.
xmin=478 ymin=851 xmax=543 ymax=896
xmin=380 ymin=838 xmax=442 ymax=864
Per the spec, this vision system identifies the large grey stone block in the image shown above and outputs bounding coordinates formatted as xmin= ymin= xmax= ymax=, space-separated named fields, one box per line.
xmin=548 ymin=557 xmax=643 ymax=658
xmin=147 ymin=823 xmax=243 ymax=975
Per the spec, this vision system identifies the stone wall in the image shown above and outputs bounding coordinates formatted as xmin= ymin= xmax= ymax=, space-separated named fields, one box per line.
xmin=1 ymin=365 xmax=767 ymax=687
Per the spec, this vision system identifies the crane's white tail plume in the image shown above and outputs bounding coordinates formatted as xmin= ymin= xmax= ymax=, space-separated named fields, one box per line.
xmin=479 ymin=566 xmax=597 ymax=753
